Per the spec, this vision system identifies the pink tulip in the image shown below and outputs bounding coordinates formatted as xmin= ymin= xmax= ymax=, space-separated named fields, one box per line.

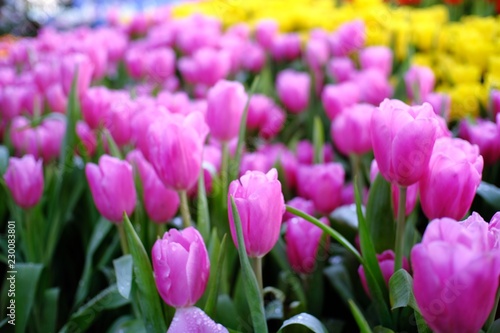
xmin=127 ymin=150 xmax=180 ymax=224
xmin=259 ymin=144 xmax=298 ymax=189
xmin=85 ymin=155 xmax=137 ymax=223
xmin=371 ymin=99 xmax=438 ymax=187
xmin=61 ymin=53 xmax=94 ymax=97
xmin=206 ymin=80 xmax=247 ymax=142
xmin=0 ymin=85 xmax=24 ymax=121
xmin=412 ymin=217 xmax=500 ymax=333
xmin=178 ymin=48 xmax=231 ymax=86
xmin=327 ymin=57 xmax=356 ymax=83
xmin=331 ymin=103 xmax=374 ymax=155
xmin=276 ymin=69 xmax=310 ymax=114
xmin=283 ymin=197 xmax=315 ymax=222
xmin=259 ymin=105 xmax=286 ymax=140
xmin=147 ymin=112 xmax=209 ymax=191
xmin=286 ymin=217 xmax=329 ymax=274
xmin=459 ymin=119 xmax=500 ymax=165
xmin=33 ymin=61 xmax=60 ymax=93
xmin=152 ymin=227 xmax=210 ymax=308
xmin=359 ymin=46 xmax=393 ymax=77
xmin=143 ymin=47 xmax=176 ymax=83
xmin=305 ymin=39 xmax=329 ymax=71
xmin=4 ymin=155 xmax=44 ymax=209
xmin=247 ymin=94 xmax=274 ymax=130
xmin=228 ymin=169 xmax=285 ymax=258
xmin=404 ymin=65 xmax=435 ymax=102
xmin=424 ymin=92 xmax=451 ymax=120
xmin=81 ymin=87 xmax=112 ymax=130
xmin=255 ymin=19 xmax=279 ymax=50
xmin=329 ymin=20 xmax=365 ymax=56
xmin=492 ymin=89 xmax=500 ymax=118
xmin=167 ymin=307 xmax=228 ymax=333
xmin=76 ymin=121 xmax=97 ymax=156
xmin=419 ymin=137 xmax=483 ymax=220
xmin=241 ymin=42 xmax=265 ymax=73
xmin=103 ymin=94 xmax=133 ymax=147
xmin=354 ymin=69 xmax=393 ymax=105
xmin=45 ymin=84 xmax=68 ymax=114
xmin=157 ymin=91 xmax=190 ymax=115
xmin=9 ymin=117 xmax=40 ymax=159
xmin=321 ymin=82 xmax=360 ymax=120
xmin=239 ymin=152 xmax=271 ymax=175
xmin=270 ymin=33 xmax=302 ymax=62
xmin=358 ymin=250 xmax=409 ymax=296
xmin=38 ymin=117 xmax=66 ymax=162
xmin=296 ymin=163 xmax=345 ymax=214
xmin=295 ymin=140 xmax=334 ymax=165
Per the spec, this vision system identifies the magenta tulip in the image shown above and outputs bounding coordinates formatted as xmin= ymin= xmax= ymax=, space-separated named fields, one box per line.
xmin=419 ymin=137 xmax=483 ymax=220
xmin=321 ymin=82 xmax=360 ymax=120
xmin=259 ymin=105 xmax=286 ymax=140
xmin=270 ymin=33 xmax=302 ymax=62
xmin=492 ymin=89 xmax=500 ymax=118
xmin=4 ymin=155 xmax=44 ymax=209
xmin=331 ymin=103 xmax=374 ymax=155
xmin=404 ymin=65 xmax=435 ymax=102
xmin=371 ymin=99 xmax=438 ymax=187
xmin=327 ymin=57 xmax=355 ymax=83
xmin=206 ymin=80 xmax=247 ymax=142
xmin=85 ymin=155 xmax=137 ymax=223
xmin=152 ymin=227 xmax=210 ymax=308
xmin=424 ymin=92 xmax=451 ymax=119
xmin=255 ymin=19 xmax=279 ymax=50
xmin=411 ymin=217 xmax=500 ymax=333
xmin=329 ymin=20 xmax=365 ymax=56
xmin=286 ymin=217 xmax=329 ymax=274
xmin=228 ymin=169 xmax=285 ymax=258
xmin=459 ymin=119 xmax=500 ymax=165
xmin=247 ymin=94 xmax=274 ymax=130
xmin=76 ymin=121 xmax=96 ymax=156
xmin=354 ymin=69 xmax=393 ymax=106
xmin=143 ymin=47 xmax=176 ymax=83
xmin=239 ymin=152 xmax=271 ymax=176
xmin=296 ymin=163 xmax=345 ymax=214
xmin=61 ymin=53 xmax=94 ymax=97
xmin=45 ymin=83 xmax=67 ymax=114
xmin=147 ymin=112 xmax=209 ymax=191
xmin=283 ymin=197 xmax=315 ymax=223
xmin=276 ymin=69 xmax=310 ymax=114
xmin=127 ymin=150 xmax=180 ymax=224
xmin=359 ymin=46 xmax=393 ymax=77
xmin=167 ymin=307 xmax=228 ymax=333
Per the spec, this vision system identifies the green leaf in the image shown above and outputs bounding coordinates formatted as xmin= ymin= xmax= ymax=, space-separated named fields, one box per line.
xmin=123 ymin=213 xmax=167 ymax=333
xmin=214 ymin=294 xmax=246 ymax=332
xmin=354 ymin=178 xmax=393 ymax=328
xmin=40 ymin=288 xmax=60 ymax=333
xmin=197 ymin=168 xmax=211 ymax=242
xmin=389 ymin=269 xmax=417 ymax=310
xmin=477 ymin=181 xmax=500 ymax=210
xmin=107 ymin=316 xmax=146 ymax=333
xmin=348 ymin=299 xmax=373 ymax=333
xmin=487 ymin=319 xmax=500 ymax=333
xmin=285 ymin=205 xmax=362 ymax=263
xmin=203 ymin=232 xmax=228 ymax=317
xmin=229 ymin=196 xmax=268 ymax=332
xmin=415 ymin=310 xmax=432 ymax=333
xmin=103 ymin=129 xmax=123 ymax=159
xmin=324 ymin=263 xmax=355 ymax=305
xmin=15 ymin=263 xmax=44 ymax=333
xmin=59 ymin=284 xmax=129 ymax=333
xmin=113 ymin=254 xmax=133 ymax=299
xmin=373 ymin=327 xmax=395 ymax=333
xmin=366 ymin=175 xmax=396 ymax=252
xmin=0 ymin=145 xmax=9 ymax=175
xmin=313 ymin=116 xmax=324 ymax=164
xmin=277 ymin=313 xmax=328 ymax=333
xmin=74 ymin=217 xmax=113 ymax=307
xmin=230 ymin=75 xmax=260 ymax=181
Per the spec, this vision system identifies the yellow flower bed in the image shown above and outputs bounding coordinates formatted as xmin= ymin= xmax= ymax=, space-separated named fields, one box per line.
xmin=172 ymin=0 xmax=500 ymax=120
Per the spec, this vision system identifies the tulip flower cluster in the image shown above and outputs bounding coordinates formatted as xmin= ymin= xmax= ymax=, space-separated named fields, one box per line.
xmin=1 ymin=2 xmax=500 ymax=333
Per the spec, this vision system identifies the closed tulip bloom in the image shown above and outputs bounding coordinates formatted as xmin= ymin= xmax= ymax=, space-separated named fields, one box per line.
xmin=404 ymin=65 xmax=435 ymax=102
xmin=305 ymin=39 xmax=329 ymax=71
xmin=0 ymin=85 xmax=24 ymax=121
xmin=295 ymin=140 xmax=334 ymax=165
xmin=322 ymin=82 xmax=360 ymax=120
xmin=10 ymin=117 xmax=40 ymax=159
xmin=358 ymin=250 xmax=410 ymax=296
xmin=206 ymin=80 xmax=247 ymax=142
xmin=411 ymin=218 xmax=500 ymax=333
xmin=270 ymin=33 xmax=302 ymax=62
xmin=276 ymin=69 xmax=310 ymax=114
xmin=152 ymin=227 xmax=210 ymax=308
xmin=85 ymin=155 xmax=137 ymax=223
xmin=247 ymin=94 xmax=274 ymax=130
xmin=127 ymin=150 xmax=180 ymax=224
xmin=241 ymin=42 xmax=265 ymax=73
xmin=76 ymin=121 xmax=97 ymax=156
xmin=371 ymin=99 xmax=438 ymax=187
xmin=286 ymin=217 xmax=329 ymax=274
xmin=359 ymin=46 xmax=393 ymax=77
xmin=255 ymin=19 xmax=279 ymax=50
xmin=45 ymin=83 xmax=67 ymax=114
xmin=419 ymin=137 xmax=483 ymax=220
xmin=282 ymin=197 xmax=315 ymax=222
xmin=259 ymin=105 xmax=286 ymax=140
xmin=459 ymin=119 xmax=500 ymax=165
xmin=424 ymin=92 xmax=451 ymax=119
xmin=38 ymin=117 xmax=66 ymax=162
xmin=167 ymin=307 xmax=228 ymax=333
xmin=331 ymin=103 xmax=374 ymax=155
xmin=4 ymin=155 xmax=44 ymax=209
xmin=354 ymin=69 xmax=393 ymax=106
xmin=296 ymin=163 xmax=345 ymax=214
xmin=329 ymin=20 xmax=365 ymax=56
xmin=239 ymin=152 xmax=271 ymax=175
xmin=327 ymin=57 xmax=356 ymax=83
xmin=228 ymin=169 xmax=285 ymax=258
xmin=147 ymin=112 xmax=209 ymax=191
xmin=61 ymin=53 xmax=94 ymax=97
xmin=143 ymin=47 xmax=176 ymax=83
xmin=81 ymin=87 xmax=112 ymax=129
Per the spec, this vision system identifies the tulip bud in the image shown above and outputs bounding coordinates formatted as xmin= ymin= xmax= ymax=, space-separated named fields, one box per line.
xmin=276 ymin=69 xmax=310 ymax=114
xmin=4 ymin=155 xmax=44 ymax=209
xmin=85 ymin=155 xmax=137 ymax=223
xmin=354 ymin=69 xmax=393 ymax=106
xmin=459 ymin=119 xmax=500 ymax=165
xmin=404 ymin=65 xmax=435 ymax=102
xmin=331 ymin=103 xmax=374 ymax=155
xmin=283 ymin=197 xmax=315 ymax=222
xmin=247 ymin=94 xmax=274 ymax=130
xmin=321 ymin=82 xmax=360 ymax=120
xmin=76 ymin=121 xmax=96 ymax=157
xmin=327 ymin=57 xmax=355 ymax=83
xmin=286 ymin=217 xmax=329 ymax=274
xmin=371 ymin=99 xmax=438 ymax=187
xmin=271 ymin=33 xmax=302 ymax=62
xmin=228 ymin=169 xmax=285 ymax=258
xmin=152 ymin=227 xmax=210 ymax=308
xmin=45 ymin=83 xmax=67 ymax=114
xmin=255 ymin=19 xmax=279 ymax=50
xmin=206 ymin=80 xmax=247 ymax=142
xmin=61 ymin=53 xmax=94 ymax=98
xmin=412 ymin=217 xmax=500 ymax=333
xmin=419 ymin=137 xmax=483 ymax=220
xmin=359 ymin=46 xmax=393 ymax=77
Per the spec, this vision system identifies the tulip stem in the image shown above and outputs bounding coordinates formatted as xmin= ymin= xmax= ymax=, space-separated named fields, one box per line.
xmin=117 ymin=223 xmax=129 ymax=255
xmin=251 ymin=257 xmax=263 ymax=295
xmin=221 ymin=142 xmax=229 ymax=209
xmin=394 ymin=186 xmax=407 ymax=272
xmin=179 ymin=190 xmax=192 ymax=228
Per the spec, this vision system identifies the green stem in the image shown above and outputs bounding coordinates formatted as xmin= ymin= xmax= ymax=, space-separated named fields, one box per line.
xmin=117 ymin=223 xmax=129 ymax=255
xmin=179 ymin=190 xmax=192 ymax=228
xmin=156 ymin=223 xmax=166 ymax=239
xmin=21 ymin=209 xmax=36 ymax=262
xmin=394 ymin=186 xmax=408 ymax=272
xmin=486 ymin=286 xmax=500 ymax=329
xmin=251 ymin=257 xmax=263 ymax=296
xmin=350 ymin=154 xmax=364 ymax=190
xmin=221 ymin=142 xmax=229 ymax=209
